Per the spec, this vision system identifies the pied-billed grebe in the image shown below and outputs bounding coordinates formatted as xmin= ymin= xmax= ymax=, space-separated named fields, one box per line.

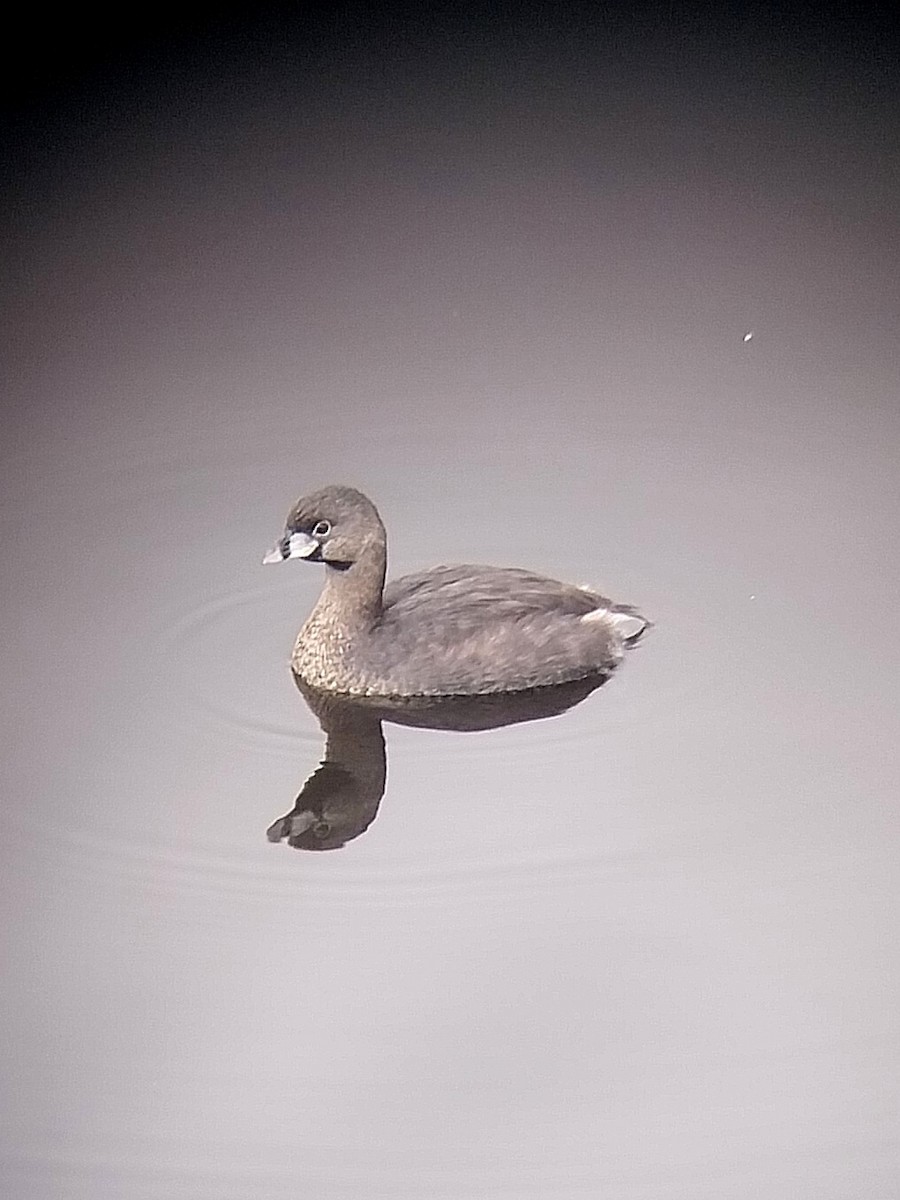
xmin=264 ymin=485 xmax=650 ymax=698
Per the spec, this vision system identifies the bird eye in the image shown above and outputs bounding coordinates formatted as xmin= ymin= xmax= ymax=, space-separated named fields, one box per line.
xmin=312 ymin=520 xmax=331 ymax=538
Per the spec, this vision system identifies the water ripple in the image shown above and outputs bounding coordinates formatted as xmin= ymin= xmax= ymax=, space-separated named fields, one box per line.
xmin=149 ymin=580 xmax=317 ymax=751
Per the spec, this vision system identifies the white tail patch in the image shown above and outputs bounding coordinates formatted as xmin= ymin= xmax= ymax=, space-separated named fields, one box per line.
xmin=581 ymin=606 xmax=609 ymax=623
xmin=582 ymin=607 xmax=647 ymax=640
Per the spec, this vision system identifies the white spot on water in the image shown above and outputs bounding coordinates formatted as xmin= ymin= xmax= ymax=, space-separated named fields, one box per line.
xmin=743 ymin=331 xmax=754 ymax=342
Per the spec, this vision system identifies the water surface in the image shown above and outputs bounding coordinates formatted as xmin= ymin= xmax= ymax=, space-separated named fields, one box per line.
xmin=3 ymin=17 xmax=899 ymax=1199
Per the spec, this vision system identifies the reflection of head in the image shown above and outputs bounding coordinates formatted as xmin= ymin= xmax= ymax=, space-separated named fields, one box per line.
xmin=266 ymin=760 xmax=383 ymax=850
xmin=267 ymin=713 xmax=386 ymax=851
xmin=267 ymin=675 xmax=613 ymax=852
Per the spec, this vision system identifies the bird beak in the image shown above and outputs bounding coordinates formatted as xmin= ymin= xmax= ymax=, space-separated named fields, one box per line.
xmin=262 ymin=530 xmax=319 ymax=564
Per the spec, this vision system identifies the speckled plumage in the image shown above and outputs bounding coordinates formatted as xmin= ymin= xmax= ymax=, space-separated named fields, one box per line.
xmin=265 ymin=486 xmax=650 ymax=698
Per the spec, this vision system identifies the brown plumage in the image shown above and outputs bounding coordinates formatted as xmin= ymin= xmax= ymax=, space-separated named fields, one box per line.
xmin=264 ymin=486 xmax=650 ymax=698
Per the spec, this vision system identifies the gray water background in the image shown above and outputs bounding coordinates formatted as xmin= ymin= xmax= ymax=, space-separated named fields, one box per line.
xmin=2 ymin=17 xmax=898 ymax=1198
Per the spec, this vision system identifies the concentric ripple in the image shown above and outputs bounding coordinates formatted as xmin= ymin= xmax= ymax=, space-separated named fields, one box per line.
xmin=149 ymin=579 xmax=319 ymax=752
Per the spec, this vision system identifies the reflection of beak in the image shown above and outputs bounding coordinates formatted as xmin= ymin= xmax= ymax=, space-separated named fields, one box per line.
xmin=262 ymin=530 xmax=319 ymax=565
xmin=266 ymin=809 xmax=336 ymax=847
xmin=266 ymin=810 xmax=317 ymax=841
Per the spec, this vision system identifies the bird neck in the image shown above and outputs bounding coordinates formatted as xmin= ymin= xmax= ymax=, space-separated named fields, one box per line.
xmin=321 ymin=536 xmax=386 ymax=625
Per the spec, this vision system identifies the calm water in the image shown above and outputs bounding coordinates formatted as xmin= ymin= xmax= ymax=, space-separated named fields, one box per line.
xmin=3 ymin=20 xmax=899 ymax=1199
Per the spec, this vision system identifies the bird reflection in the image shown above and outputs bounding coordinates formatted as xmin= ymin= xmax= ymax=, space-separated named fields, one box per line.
xmin=266 ymin=674 xmax=612 ymax=851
